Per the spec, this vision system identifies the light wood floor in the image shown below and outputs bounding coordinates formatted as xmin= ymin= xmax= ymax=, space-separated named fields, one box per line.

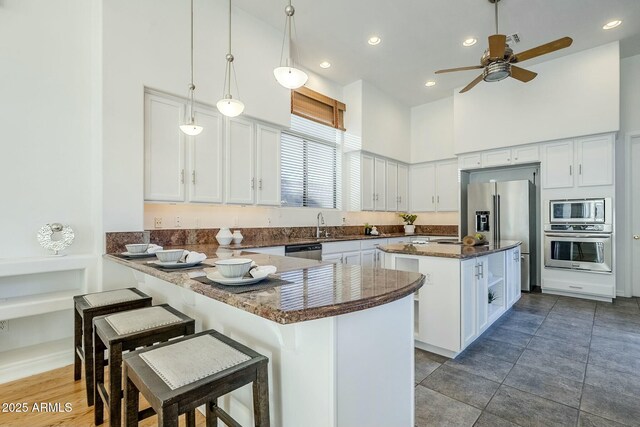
xmin=0 ymin=364 xmax=206 ymax=427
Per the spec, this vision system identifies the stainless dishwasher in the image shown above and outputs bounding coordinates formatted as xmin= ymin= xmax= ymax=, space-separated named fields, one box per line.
xmin=285 ymin=243 xmax=322 ymax=260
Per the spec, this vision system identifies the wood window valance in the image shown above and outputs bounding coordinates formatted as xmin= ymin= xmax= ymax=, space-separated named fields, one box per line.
xmin=291 ymin=87 xmax=346 ymax=131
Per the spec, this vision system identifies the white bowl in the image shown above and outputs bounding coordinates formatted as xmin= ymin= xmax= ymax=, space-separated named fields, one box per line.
xmin=156 ymin=249 xmax=185 ymax=263
xmin=215 ymin=258 xmax=252 ymax=278
xmin=125 ymin=243 xmax=149 ymax=254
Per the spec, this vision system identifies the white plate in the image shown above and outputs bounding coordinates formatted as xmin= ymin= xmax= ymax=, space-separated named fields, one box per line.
xmin=206 ymin=271 xmax=268 ymax=286
xmin=121 ymin=252 xmax=156 ymax=258
xmin=150 ymin=260 xmax=203 ymax=269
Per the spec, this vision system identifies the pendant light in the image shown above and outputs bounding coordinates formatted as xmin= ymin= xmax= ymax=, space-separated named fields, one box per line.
xmin=216 ymin=0 xmax=245 ymax=117
xmin=274 ymin=0 xmax=308 ymax=89
xmin=180 ymin=0 xmax=203 ymax=135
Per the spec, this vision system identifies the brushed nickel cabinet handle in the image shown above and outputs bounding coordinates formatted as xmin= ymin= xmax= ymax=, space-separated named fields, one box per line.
xmin=569 ymin=285 xmax=583 ymax=289
xmin=569 ymin=165 xmax=572 ymax=176
xmin=259 ymin=179 xmax=263 ymax=190
xmin=181 ymin=169 xmax=184 ymax=184
xmin=192 ymin=170 xmax=196 ymax=184
xmin=579 ymin=164 xmax=582 ymax=175
xmin=251 ymin=178 xmax=255 ymax=189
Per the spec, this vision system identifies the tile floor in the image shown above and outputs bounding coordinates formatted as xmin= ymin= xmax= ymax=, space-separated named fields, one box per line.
xmin=414 ymin=292 xmax=640 ymax=427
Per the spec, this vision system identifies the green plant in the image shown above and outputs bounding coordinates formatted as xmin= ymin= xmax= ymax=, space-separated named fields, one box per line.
xmin=488 ymin=289 xmax=498 ymax=304
xmin=364 ymin=223 xmax=372 ymax=229
xmin=399 ymin=213 xmax=417 ymax=225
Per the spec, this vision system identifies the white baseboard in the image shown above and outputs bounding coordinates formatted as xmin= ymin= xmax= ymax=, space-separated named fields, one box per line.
xmin=0 ymin=339 xmax=73 ymax=384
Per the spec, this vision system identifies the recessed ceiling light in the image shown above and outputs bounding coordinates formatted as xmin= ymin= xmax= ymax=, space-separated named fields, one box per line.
xmin=319 ymin=61 xmax=331 ymax=69
xmin=463 ymin=38 xmax=477 ymax=47
xmin=603 ymin=20 xmax=622 ymax=30
xmin=425 ymin=81 xmax=436 ymax=87
xmin=368 ymin=36 xmax=382 ymax=46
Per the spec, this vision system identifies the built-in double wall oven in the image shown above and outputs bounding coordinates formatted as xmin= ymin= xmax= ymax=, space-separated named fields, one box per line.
xmin=544 ymin=198 xmax=613 ymax=273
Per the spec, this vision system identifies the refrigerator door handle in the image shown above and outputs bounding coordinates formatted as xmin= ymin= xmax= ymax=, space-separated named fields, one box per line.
xmin=497 ymin=194 xmax=501 ymax=242
xmin=492 ymin=194 xmax=498 ymax=242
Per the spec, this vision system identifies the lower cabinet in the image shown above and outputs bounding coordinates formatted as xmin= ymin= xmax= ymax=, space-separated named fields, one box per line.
xmin=506 ymin=247 xmax=522 ymax=307
xmin=343 ymin=251 xmax=361 ymax=265
xmin=361 ymin=249 xmax=376 ymax=267
xmin=321 ymin=253 xmax=343 ymax=264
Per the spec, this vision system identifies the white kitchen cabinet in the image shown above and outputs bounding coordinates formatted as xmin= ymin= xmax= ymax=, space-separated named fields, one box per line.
xmin=256 ymin=124 xmax=281 ymax=206
xmin=480 ymin=146 xmax=539 ymax=168
xmin=476 ymin=257 xmax=489 ymax=332
xmin=225 ymin=117 xmax=255 ymax=204
xmin=361 ymin=154 xmax=375 ymax=211
xmin=187 ymin=107 xmax=223 ymax=203
xmin=410 ymin=163 xmax=436 ymax=212
xmin=542 ymin=140 xmax=574 ymax=189
xmin=361 ymin=249 xmax=376 ymax=267
xmin=435 ymin=160 xmax=459 ymax=212
xmin=458 ymin=153 xmax=482 ymax=170
xmin=460 ymin=258 xmax=478 ymax=349
xmin=506 ymin=247 xmax=522 ymax=307
xmin=322 ymin=253 xmax=343 ymax=264
xmin=397 ymin=164 xmax=409 ymax=212
xmin=576 ymin=134 xmax=614 ymax=187
xmin=386 ymin=161 xmax=398 ymax=211
xmin=481 ymin=149 xmax=512 ymax=168
xmin=512 ymin=145 xmax=539 ymax=164
xmin=343 ymin=251 xmax=361 ymax=265
xmin=374 ymin=157 xmax=386 ymax=211
xmin=144 ymin=93 xmax=186 ymax=202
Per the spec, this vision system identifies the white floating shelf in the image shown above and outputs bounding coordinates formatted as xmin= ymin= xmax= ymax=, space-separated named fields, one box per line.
xmin=0 ymin=254 xmax=96 ymax=278
xmin=0 ymin=289 xmax=79 ymax=320
xmin=487 ymin=276 xmax=504 ymax=288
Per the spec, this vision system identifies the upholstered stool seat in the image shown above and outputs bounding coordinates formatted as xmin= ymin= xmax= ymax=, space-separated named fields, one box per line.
xmin=122 ymin=330 xmax=270 ymax=427
xmin=73 ymin=288 xmax=152 ymax=406
xmin=93 ymin=304 xmax=195 ymax=427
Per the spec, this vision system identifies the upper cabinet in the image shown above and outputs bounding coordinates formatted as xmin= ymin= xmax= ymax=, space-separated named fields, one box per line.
xmin=410 ymin=159 xmax=458 ymax=212
xmin=188 ymin=107 xmax=223 ymax=203
xmin=542 ymin=134 xmax=614 ymax=189
xmin=374 ymin=157 xmax=387 ymax=211
xmin=458 ymin=153 xmax=482 ymax=170
xmin=361 ymin=154 xmax=375 ymax=211
xmin=397 ymin=164 xmax=409 ymax=212
xmin=361 ymin=154 xmax=409 ymax=212
xmin=435 ymin=160 xmax=459 ymax=212
xmin=255 ymin=125 xmax=281 ymax=206
xmin=386 ymin=161 xmax=398 ymax=212
xmin=225 ymin=117 xmax=256 ymax=204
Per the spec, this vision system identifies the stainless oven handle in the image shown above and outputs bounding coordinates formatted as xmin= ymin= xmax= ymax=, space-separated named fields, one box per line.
xmin=545 ymin=233 xmax=612 ymax=239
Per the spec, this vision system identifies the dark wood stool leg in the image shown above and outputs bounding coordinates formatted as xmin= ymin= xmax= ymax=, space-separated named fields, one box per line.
xmin=205 ymin=401 xmax=218 ymax=427
xmin=158 ymin=403 xmax=179 ymax=427
xmin=94 ymin=329 xmax=106 ymax=425
xmin=74 ymin=307 xmax=82 ymax=381
xmin=253 ymin=364 xmax=270 ymax=427
xmin=123 ymin=367 xmax=139 ymax=427
xmin=109 ymin=342 xmax=123 ymax=427
xmin=185 ymin=410 xmax=196 ymax=427
xmin=84 ymin=315 xmax=95 ymax=406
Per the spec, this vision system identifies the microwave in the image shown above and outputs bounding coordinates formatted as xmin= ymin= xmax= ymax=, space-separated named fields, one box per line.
xmin=549 ymin=198 xmax=610 ymax=224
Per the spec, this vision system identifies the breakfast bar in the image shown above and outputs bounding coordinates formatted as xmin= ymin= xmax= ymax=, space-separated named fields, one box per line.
xmin=105 ymin=251 xmax=424 ymax=427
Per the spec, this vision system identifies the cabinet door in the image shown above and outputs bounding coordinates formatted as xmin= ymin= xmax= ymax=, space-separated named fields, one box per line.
xmin=458 ymin=153 xmax=482 ymax=170
xmin=226 ymin=117 xmax=255 ymax=204
xmin=361 ymin=249 xmax=376 ymax=267
xmin=256 ymin=125 xmax=281 ymax=206
xmin=476 ymin=258 xmax=489 ymax=332
xmin=343 ymin=251 xmax=361 ymax=265
xmin=374 ymin=157 xmax=387 ymax=211
xmin=386 ymin=161 xmax=398 ymax=212
xmin=481 ymin=149 xmax=512 ymax=167
xmin=397 ymin=164 xmax=409 ymax=212
xmin=410 ymin=164 xmax=436 ymax=212
xmin=512 ymin=145 xmax=539 ymax=164
xmin=507 ymin=247 xmax=522 ymax=307
xmin=361 ymin=154 xmax=375 ymax=211
xmin=322 ymin=253 xmax=343 ymax=264
xmin=542 ymin=140 xmax=574 ymax=189
xmin=435 ymin=160 xmax=459 ymax=212
xmin=144 ymin=93 xmax=186 ymax=202
xmin=577 ymin=135 xmax=614 ymax=187
xmin=188 ymin=107 xmax=223 ymax=203
xmin=460 ymin=259 xmax=478 ymax=348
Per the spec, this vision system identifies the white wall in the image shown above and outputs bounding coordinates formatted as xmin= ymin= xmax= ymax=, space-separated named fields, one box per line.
xmin=454 ymin=42 xmax=621 ymax=154
xmin=411 ymin=97 xmax=455 ymax=163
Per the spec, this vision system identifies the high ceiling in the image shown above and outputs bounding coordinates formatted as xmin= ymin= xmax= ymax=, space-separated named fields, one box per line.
xmin=234 ymin=0 xmax=640 ymax=106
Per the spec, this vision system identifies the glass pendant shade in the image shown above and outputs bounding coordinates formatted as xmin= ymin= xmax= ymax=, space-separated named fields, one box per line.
xmin=217 ymin=97 xmax=245 ymax=117
xmin=179 ymin=122 xmax=203 ymax=136
xmin=273 ymin=66 xmax=308 ymax=89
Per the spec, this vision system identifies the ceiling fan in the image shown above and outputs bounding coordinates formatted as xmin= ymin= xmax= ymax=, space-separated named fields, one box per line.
xmin=435 ymin=0 xmax=573 ymax=93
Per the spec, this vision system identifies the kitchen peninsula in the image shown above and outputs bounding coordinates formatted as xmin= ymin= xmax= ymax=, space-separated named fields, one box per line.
xmin=105 ymin=251 xmax=424 ymax=427
xmin=379 ymin=240 xmax=522 ymax=357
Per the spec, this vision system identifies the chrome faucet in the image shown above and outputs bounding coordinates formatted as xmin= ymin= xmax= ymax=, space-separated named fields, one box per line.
xmin=316 ymin=212 xmax=325 ymax=238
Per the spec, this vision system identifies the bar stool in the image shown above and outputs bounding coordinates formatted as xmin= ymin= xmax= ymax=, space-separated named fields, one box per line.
xmin=93 ymin=304 xmax=195 ymax=427
xmin=74 ymin=288 xmax=152 ymax=406
xmin=122 ymin=329 xmax=270 ymax=427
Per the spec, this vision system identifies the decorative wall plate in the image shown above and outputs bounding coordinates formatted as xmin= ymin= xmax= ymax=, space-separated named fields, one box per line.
xmin=37 ymin=223 xmax=75 ymax=255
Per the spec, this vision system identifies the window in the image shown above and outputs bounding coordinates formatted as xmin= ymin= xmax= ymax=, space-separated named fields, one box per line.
xmin=281 ymin=116 xmax=342 ymax=209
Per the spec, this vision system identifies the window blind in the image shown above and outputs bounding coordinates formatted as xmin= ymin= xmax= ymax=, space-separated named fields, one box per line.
xmin=291 ymin=87 xmax=346 ymax=131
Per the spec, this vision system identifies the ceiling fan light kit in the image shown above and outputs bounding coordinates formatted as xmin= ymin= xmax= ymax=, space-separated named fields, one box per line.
xmin=435 ymin=0 xmax=573 ymax=93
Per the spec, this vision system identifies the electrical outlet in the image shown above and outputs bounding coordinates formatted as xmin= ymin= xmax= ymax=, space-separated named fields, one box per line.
xmin=0 ymin=320 xmax=8 ymax=333
xmin=154 ymin=217 xmax=162 ymax=228
xmin=175 ymin=216 xmax=181 ymax=228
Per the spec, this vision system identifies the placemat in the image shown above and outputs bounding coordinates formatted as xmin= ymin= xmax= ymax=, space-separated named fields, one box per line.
xmin=192 ymin=275 xmax=292 ymax=294
xmin=145 ymin=261 xmax=216 ymax=273
xmin=112 ymin=253 xmax=157 ymax=260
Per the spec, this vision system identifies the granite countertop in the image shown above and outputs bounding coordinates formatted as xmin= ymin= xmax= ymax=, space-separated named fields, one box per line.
xmin=105 ymin=252 xmax=425 ymax=324
xmin=378 ymin=240 xmax=522 ymax=259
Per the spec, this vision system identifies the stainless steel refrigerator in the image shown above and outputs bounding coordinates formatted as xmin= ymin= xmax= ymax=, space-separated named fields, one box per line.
xmin=467 ymin=180 xmax=537 ymax=291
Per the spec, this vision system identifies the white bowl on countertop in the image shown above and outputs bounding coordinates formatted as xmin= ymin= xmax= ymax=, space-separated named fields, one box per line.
xmin=215 ymin=258 xmax=252 ymax=278
xmin=125 ymin=243 xmax=149 ymax=254
xmin=155 ymin=249 xmax=185 ymax=263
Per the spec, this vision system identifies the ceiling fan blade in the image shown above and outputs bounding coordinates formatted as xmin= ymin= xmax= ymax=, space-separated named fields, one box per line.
xmin=510 ymin=65 xmax=537 ymax=82
xmin=460 ymin=74 xmax=484 ymax=93
xmin=512 ymin=36 xmax=573 ymax=63
xmin=488 ymin=34 xmax=507 ymax=59
xmin=435 ymin=65 xmax=483 ymax=74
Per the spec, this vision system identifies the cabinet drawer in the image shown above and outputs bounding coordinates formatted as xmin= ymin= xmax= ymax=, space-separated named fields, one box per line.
xmin=542 ymin=278 xmax=614 ymax=298
xmin=322 ymin=240 xmax=361 ymax=254
xmin=361 ymin=238 xmax=388 ymax=250
xmin=387 ymin=237 xmax=410 ymax=245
